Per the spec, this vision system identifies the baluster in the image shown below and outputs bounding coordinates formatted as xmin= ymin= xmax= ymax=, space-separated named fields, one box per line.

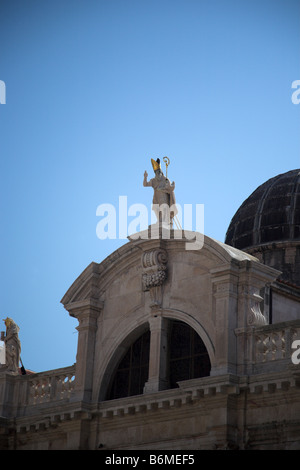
xmin=265 ymin=335 xmax=274 ymax=361
xmin=56 ymin=375 xmax=63 ymax=400
xmin=50 ymin=375 xmax=57 ymax=400
xmin=255 ymin=334 xmax=266 ymax=362
xmin=67 ymin=374 xmax=73 ymax=397
xmin=35 ymin=381 xmax=41 ymax=403
xmin=70 ymin=375 xmax=75 ymax=393
xmin=25 ymin=368 xmax=76 ymax=405
xmin=273 ymin=332 xmax=284 ymax=360
xmin=44 ymin=378 xmax=51 ymax=402
xmin=29 ymin=380 xmax=37 ymax=405
xmin=61 ymin=374 xmax=70 ymax=399
xmin=38 ymin=380 xmax=44 ymax=403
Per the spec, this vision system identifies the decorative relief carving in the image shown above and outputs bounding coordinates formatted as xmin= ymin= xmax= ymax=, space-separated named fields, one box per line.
xmin=141 ymin=248 xmax=168 ymax=308
xmin=141 ymin=249 xmax=168 ymax=291
xmin=248 ymin=293 xmax=267 ymax=326
xmin=142 ymin=269 xmax=167 ymax=289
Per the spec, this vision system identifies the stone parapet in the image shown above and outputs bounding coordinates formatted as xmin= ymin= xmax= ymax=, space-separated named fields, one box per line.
xmin=235 ymin=319 xmax=300 ymax=374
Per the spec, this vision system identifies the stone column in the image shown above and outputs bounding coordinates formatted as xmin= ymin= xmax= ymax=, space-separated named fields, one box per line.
xmin=211 ymin=266 xmax=239 ymax=376
xmin=64 ymin=299 xmax=103 ymax=403
xmin=144 ymin=312 xmax=169 ymax=393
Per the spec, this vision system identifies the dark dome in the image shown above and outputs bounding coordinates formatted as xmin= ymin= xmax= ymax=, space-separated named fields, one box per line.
xmin=225 ymin=169 xmax=300 ymax=287
xmin=225 ymin=169 xmax=300 ymax=250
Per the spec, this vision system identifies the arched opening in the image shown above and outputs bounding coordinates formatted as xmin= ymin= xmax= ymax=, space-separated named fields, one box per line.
xmin=106 ymin=329 xmax=150 ymax=400
xmin=104 ymin=319 xmax=211 ymax=400
xmin=168 ymin=319 xmax=211 ymax=388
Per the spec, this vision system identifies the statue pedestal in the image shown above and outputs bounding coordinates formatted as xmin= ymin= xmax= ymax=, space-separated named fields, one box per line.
xmin=0 ymin=364 xmax=18 ymax=375
xmin=0 ymin=368 xmax=20 ymax=418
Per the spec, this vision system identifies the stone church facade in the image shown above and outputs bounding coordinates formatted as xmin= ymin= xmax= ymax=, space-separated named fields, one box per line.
xmin=0 ymin=170 xmax=299 ymax=450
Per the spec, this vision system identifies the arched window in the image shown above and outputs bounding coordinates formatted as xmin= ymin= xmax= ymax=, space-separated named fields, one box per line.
xmin=107 ymin=330 xmax=150 ymax=400
xmin=105 ymin=320 xmax=211 ymax=400
xmin=169 ymin=320 xmax=211 ymax=388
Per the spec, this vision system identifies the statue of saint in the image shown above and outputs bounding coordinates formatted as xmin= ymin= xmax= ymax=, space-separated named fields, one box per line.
xmin=143 ymin=158 xmax=177 ymax=226
xmin=1 ymin=318 xmax=21 ymax=373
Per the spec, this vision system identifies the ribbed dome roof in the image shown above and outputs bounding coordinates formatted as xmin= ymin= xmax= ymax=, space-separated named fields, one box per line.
xmin=225 ymin=169 xmax=300 ymax=250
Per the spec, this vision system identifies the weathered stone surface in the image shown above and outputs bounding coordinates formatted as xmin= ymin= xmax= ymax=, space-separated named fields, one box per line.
xmin=0 ymin=230 xmax=299 ymax=450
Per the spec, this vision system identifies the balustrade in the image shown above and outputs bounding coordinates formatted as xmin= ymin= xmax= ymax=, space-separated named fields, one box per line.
xmin=254 ymin=323 xmax=299 ymax=364
xmin=235 ymin=320 xmax=300 ymax=374
xmin=28 ymin=366 xmax=75 ymax=405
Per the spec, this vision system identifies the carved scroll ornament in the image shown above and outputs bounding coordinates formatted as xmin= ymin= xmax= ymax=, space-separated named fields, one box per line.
xmin=141 ymin=249 xmax=168 ymax=308
xmin=141 ymin=249 xmax=168 ymax=291
xmin=248 ymin=293 xmax=267 ymax=326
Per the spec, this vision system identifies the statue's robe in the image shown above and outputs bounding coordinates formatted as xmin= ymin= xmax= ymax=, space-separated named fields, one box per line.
xmin=4 ymin=323 xmax=21 ymax=373
xmin=146 ymin=175 xmax=178 ymax=223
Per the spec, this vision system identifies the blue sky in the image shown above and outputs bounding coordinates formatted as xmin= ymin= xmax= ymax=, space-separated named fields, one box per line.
xmin=0 ymin=0 xmax=299 ymax=372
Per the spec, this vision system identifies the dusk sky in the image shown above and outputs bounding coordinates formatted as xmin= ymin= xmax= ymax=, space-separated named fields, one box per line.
xmin=0 ymin=0 xmax=299 ymax=372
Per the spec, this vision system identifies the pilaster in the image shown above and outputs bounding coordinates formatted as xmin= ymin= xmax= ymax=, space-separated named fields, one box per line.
xmin=210 ymin=265 xmax=239 ymax=375
xmin=144 ymin=312 xmax=169 ymax=393
xmin=64 ymin=299 xmax=103 ymax=403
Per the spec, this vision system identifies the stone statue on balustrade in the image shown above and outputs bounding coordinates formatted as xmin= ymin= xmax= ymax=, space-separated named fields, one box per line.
xmin=143 ymin=157 xmax=178 ymax=227
xmin=0 ymin=318 xmax=21 ymax=374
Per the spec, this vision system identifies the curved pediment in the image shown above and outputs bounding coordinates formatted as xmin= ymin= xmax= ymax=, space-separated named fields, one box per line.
xmin=61 ymin=229 xmax=274 ymax=312
xmin=60 ymin=262 xmax=101 ymax=306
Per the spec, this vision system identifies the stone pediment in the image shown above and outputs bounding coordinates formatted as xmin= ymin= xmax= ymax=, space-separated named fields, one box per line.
xmin=61 ymin=229 xmax=281 ymax=313
xmin=61 ymin=262 xmax=101 ymax=307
